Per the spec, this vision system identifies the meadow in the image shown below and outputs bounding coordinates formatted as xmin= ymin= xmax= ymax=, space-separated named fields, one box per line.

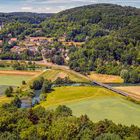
xmin=0 ymin=75 xmax=31 ymax=86
xmin=0 ymin=70 xmax=39 ymax=86
xmin=0 ymin=85 xmax=10 ymax=95
xmin=88 ymin=72 xmax=124 ymax=84
xmin=40 ymin=86 xmax=140 ymax=127
xmin=40 ymin=69 xmax=89 ymax=83
xmin=115 ymin=86 xmax=140 ymax=100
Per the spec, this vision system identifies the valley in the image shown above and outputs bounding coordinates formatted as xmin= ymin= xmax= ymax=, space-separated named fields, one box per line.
xmin=0 ymin=3 xmax=140 ymax=140
xmin=42 ymin=86 xmax=140 ymax=126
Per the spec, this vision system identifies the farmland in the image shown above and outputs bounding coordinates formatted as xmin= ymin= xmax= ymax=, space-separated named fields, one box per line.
xmin=38 ymin=69 xmax=90 ymax=83
xmin=40 ymin=86 xmax=118 ymax=107
xmin=0 ymin=96 xmax=12 ymax=106
xmin=0 ymin=70 xmax=40 ymax=86
xmin=115 ymin=86 xmax=140 ymax=100
xmin=40 ymin=86 xmax=140 ymax=127
xmin=88 ymin=72 xmax=124 ymax=84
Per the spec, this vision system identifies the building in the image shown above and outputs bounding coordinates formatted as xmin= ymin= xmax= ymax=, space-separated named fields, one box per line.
xmin=11 ymin=46 xmax=26 ymax=54
xmin=0 ymin=40 xmax=3 ymax=46
xmin=8 ymin=38 xmax=17 ymax=44
xmin=29 ymin=37 xmax=53 ymax=43
xmin=30 ymin=37 xmax=46 ymax=42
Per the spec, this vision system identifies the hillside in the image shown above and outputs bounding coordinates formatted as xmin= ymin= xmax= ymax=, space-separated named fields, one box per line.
xmin=41 ymin=4 xmax=140 ymax=83
xmin=42 ymin=4 xmax=140 ymax=40
xmin=0 ymin=12 xmax=53 ymax=24
xmin=0 ymin=4 xmax=140 ymax=83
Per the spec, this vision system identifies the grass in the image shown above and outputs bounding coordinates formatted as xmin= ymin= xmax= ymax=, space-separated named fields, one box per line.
xmin=115 ymin=86 xmax=140 ymax=100
xmin=0 ymin=70 xmax=41 ymax=86
xmin=0 ymin=67 xmax=13 ymax=70
xmin=41 ymin=69 xmax=89 ymax=83
xmin=65 ymin=97 xmax=140 ymax=127
xmin=0 ymin=85 xmax=10 ymax=95
xmin=39 ymin=86 xmax=140 ymax=127
xmin=115 ymin=86 xmax=140 ymax=95
xmin=0 ymin=96 xmax=12 ymax=106
xmin=0 ymin=75 xmax=32 ymax=86
xmin=40 ymin=86 xmax=119 ymax=108
xmin=88 ymin=72 xmax=124 ymax=84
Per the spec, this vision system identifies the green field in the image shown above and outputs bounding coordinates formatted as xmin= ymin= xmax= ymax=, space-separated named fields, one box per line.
xmin=40 ymin=86 xmax=140 ymax=127
xmin=0 ymin=85 xmax=10 ymax=95
xmin=0 ymin=75 xmax=32 ymax=86
xmin=41 ymin=69 xmax=89 ymax=83
xmin=0 ymin=67 xmax=13 ymax=70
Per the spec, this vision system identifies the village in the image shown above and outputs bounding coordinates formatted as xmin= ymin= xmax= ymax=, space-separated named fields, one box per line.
xmin=0 ymin=30 xmax=84 ymax=63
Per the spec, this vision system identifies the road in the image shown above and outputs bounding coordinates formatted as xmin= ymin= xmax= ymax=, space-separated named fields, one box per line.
xmin=40 ymin=55 xmax=135 ymax=99
xmin=92 ymin=80 xmax=140 ymax=100
xmin=92 ymin=80 xmax=129 ymax=97
xmin=0 ymin=59 xmax=139 ymax=100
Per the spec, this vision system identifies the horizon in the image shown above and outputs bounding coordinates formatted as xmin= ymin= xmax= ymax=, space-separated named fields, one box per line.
xmin=0 ymin=0 xmax=139 ymax=13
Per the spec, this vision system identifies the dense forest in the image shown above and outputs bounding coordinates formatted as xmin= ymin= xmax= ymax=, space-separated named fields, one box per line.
xmin=0 ymin=12 xmax=53 ymax=24
xmin=0 ymin=104 xmax=140 ymax=140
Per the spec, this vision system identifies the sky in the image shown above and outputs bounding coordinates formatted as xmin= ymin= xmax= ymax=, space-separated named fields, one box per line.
xmin=0 ymin=0 xmax=139 ymax=13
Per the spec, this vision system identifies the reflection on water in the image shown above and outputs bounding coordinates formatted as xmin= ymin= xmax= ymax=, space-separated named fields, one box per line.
xmin=21 ymin=90 xmax=41 ymax=108
xmin=21 ymin=99 xmax=31 ymax=108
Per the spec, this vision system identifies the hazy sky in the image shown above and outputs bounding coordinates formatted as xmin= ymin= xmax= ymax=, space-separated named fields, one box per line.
xmin=0 ymin=0 xmax=139 ymax=13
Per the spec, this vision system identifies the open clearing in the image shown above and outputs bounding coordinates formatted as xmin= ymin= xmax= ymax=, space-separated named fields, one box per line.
xmin=0 ymin=70 xmax=41 ymax=86
xmin=0 ymin=75 xmax=32 ymax=86
xmin=88 ymin=72 xmax=123 ymax=84
xmin=40 ymin=86 xmax=140 ymax=127
xmin=115 ymin=86 xmax=140 ymax=100
xmin=40 ymin=69 xmax=89 ymax=83
xmin=40 ymin=86 xmax=118 ymax=107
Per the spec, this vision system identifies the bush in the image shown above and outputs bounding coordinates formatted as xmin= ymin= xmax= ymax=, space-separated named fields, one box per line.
xmin=22 ymin=80 xmax=26 ymax=85
xmin=5 ymin=86 xmax=13 ymax=97
xmin=95 ymin=133 xmax=121 ymax=140
xmin=30 ymin=77 xmax=44 ymax=90
xmin=55 ymin=105 xmax=72 ymax=117
xmin=11 ymin=96 xmax=21 ymax=108
xmin=54 ymin=77 xmax=73 ymax=85
xmin=41 ymin=80 xmax=52 ymax=93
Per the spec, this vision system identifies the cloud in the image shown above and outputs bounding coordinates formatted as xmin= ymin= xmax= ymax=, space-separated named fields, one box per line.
xmin=18 ymin=0 xmax=97 ymax=13
xmin=21 ymin=6 xmax=33 ymax=11
xmin=0 ymin=0 xmax=139 ymax=13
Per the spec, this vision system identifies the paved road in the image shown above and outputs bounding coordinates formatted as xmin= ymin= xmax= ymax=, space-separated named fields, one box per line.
xmin=92 ymin=80 xmax=130 ymax=97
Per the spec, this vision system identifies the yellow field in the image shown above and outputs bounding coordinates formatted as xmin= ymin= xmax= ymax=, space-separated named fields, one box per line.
xmin=115 ymin=86 xmax=140 ymax=100
xmin=88 ymin=72 xmax=123 ymax=84
xmin=0 ymin=96 xmax=12 ymax=106
xmin=39 ymin=86 xmax=140 ymax=126
xmin=0 ymin=70 xmax=40 ymax=76
xmin=40 ymin=86 xmax=119 ymax=108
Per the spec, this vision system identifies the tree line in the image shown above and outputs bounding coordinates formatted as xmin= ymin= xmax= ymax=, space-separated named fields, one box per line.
xmin=0 ymin=104 xmax=140 ymax=140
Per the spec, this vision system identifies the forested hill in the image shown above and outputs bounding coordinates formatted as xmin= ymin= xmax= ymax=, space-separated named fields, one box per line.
xmin=0 ymin=12 xmax=53 ymax=24
xmin=41 ymin=4 xmax=140 ymax=83
xmin=42 ymin=4 xmax=140 ymax=40
xmin=0 ymin=4 xmax=140 ymax=83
